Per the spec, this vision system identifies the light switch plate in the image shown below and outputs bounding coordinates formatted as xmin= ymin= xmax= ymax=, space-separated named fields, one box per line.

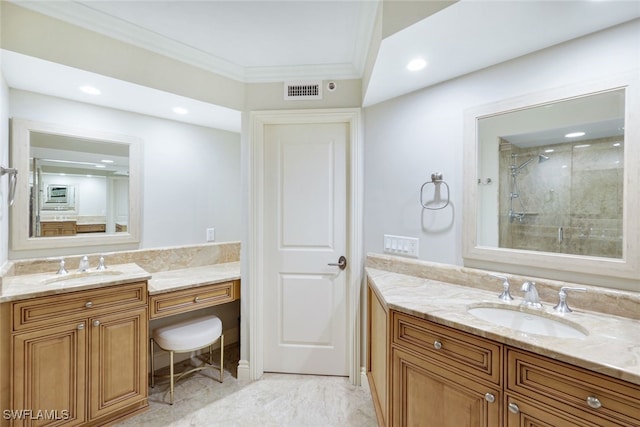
xmin=383 ymin=234 xmax=419 ymax=258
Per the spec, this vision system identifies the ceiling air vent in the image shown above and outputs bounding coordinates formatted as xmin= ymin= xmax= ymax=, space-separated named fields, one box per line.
xmin=284 ymin=80 xmax=323 ymax=101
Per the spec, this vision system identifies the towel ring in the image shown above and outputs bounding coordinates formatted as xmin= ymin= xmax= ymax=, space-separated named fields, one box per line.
xmin=420 ymin=172 xmax=450 ymax=210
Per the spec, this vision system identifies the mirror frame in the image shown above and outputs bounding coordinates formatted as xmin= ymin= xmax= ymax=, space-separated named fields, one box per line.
xmin=462 ymin=73 xmax=639 ymax=287
xmin=10 ymin=118 xmax=142 ymax=251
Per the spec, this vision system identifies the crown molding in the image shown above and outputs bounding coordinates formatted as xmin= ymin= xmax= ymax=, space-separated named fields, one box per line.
xmin=12 ymin=0 xmax=373 ymax=83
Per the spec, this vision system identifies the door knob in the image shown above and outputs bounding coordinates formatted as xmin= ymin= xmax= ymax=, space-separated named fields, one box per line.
xmin=328 ymin=256 xmax=347 ymax=270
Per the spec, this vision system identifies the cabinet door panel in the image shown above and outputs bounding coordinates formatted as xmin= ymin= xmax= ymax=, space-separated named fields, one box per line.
xmin=13 ymin=322 xmax=86 ymax=427
xmin=89 ymin=308 xmax=147 ymax=420
xmin=392 ymin=348 xmax=501 ymax=427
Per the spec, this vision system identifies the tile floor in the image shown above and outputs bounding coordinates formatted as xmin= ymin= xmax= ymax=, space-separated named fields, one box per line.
xmin=116 ymin=345 xmax=377 ymax=427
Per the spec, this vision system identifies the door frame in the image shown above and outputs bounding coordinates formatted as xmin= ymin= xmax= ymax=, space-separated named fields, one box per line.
xmin=243 ymin=108 xmax=363 ymax=384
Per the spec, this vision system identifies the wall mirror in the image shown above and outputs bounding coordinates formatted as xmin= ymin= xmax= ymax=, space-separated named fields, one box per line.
xmin=10 ymin=118 xmax=141 ymax=251
xmin=463 ymin=74 xmax=639 ymax=290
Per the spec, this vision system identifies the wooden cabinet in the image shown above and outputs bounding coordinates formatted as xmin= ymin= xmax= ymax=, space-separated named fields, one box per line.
xmin=367 ymin=283 xmax=389 ymax=426
xmin=505 ymin=348 xmax=640 ymax=427
xmin=366 ymin=286 xmax=640 ymax=427
xmin=148 ymin=280 xmax=239 ymax=319
xmin=39 ymin=221 xmax=76 ymax=237
xmin=390 ymin=311 xmax=502 ymax=427
xmin=75 ymin=224 xmax=105 ymax=233
xmin=4 ymin=282 xmax=148 ymax=427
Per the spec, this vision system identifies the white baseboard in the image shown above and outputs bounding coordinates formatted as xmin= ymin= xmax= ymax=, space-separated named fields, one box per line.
xmin=237 ymin=360 xmax=251 ymax=381
xmin=360 ymin=367 xmax=370 ymax=392
xmin=151 ymin=326 xmax=239 ymax=370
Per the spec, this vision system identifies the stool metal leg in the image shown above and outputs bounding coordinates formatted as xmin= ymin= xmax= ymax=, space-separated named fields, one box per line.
xmin=219 ymin=334 xmax=224 ymax=382
xmin=169 ymin=350 xmax=174 ymax=405
xmin=150 ymin=338 xmax=155 ymax=388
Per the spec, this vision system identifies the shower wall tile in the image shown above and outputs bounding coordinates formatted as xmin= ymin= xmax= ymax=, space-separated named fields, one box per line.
xmin=499 ymin=137 xmax=623 ymax=258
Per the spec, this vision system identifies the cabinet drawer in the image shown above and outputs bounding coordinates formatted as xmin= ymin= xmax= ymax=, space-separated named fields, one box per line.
xmin=149 ymin=280 xmax=239 ymax=319
xmin=392 ymin=311 xmax=502 ymax=385
xmin=12 ymin=282 xmax=147 ymax=332
xmin=506 ymin=348 xmax=640 ymax=427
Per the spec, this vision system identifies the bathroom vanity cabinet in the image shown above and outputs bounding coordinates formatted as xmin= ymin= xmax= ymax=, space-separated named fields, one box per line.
xmin=39 ymin=221 xmax=77 ymax=236
xmin=366 ymin=281 xmax=640 ymax=427
xmin=1 ymin=281 xmax=148 ymax=426
xmin=505 ymin=348 xmax=640 ymax=427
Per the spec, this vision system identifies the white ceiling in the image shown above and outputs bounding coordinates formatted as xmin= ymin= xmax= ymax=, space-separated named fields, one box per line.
xmin=3 ymin=0 xmax=639 ymax=131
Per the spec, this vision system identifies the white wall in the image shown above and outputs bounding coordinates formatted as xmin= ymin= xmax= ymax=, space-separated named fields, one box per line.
xmin=0 ymin=71 xmax=8 ymax=266
xmin=363 ymin=19 xmax=640 ymax=265
xmin=9 ymin=90 xmax=242 ymax=258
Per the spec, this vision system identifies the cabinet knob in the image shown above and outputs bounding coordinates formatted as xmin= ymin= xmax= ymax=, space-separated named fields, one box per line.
xmin=433 ymin=340 xmax=442 ymax=350
xmin=508 ymin=403 xmax=520 ymax=414
xmin=194 ymin=296 xmax=200 ymax=303
xmin=586 ymin=396 xmax=602 ymax=409
xmin=85 ymin=301 xmax=93 ymax=308
xmin=484 ymin=393 xmax=495 ymax=403
xmin=77 ymin=323 xmax=85 ymax=330
xmin=93 ymin=320 xmax=100 ymax=327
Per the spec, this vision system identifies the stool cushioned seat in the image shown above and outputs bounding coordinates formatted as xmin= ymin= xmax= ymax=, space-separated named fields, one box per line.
xmin=153 ymin=315 xmax=222 ymax=352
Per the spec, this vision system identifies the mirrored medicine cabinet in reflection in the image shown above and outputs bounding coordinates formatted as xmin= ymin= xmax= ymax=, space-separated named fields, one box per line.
xmin=10 ymin=118 xmax=141 ymax=251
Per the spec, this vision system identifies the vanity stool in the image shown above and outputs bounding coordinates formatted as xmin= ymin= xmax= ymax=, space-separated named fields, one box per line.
xmin=150 ymin=315 xmax=224 ymax=405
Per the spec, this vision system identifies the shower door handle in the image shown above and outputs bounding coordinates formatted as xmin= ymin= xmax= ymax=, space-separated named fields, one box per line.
xmin=328 ymin=256 xmax=347 ymax=270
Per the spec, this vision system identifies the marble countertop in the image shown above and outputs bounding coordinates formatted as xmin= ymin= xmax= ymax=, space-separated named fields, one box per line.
xmin=0 ymin=263 xmax=152 ymax=303
xmin=367 ymin=267 xmax=640 ymax=386
xmin=148 ymin=262 xmax=241 ymax=295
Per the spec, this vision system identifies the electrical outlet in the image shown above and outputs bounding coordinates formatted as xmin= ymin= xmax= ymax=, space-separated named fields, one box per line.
xmin=383 ymin=234 xmax=419 ymax=258
xmin=206 ymin=228 xmax=215 ymax=242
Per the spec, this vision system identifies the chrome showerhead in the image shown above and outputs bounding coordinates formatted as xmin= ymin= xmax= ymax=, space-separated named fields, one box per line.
xmin=538 ymin=153 xmax=550 ymax=163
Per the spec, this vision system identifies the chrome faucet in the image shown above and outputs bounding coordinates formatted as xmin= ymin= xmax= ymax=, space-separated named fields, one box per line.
xmin=521 ymin=281 xmax=542 ymax=308
xmin=96 ymin=256 xmax=107 ymax=271
xmin=78 ymin=256 xmax=90 ymax=273
xmin=553 ymin=286 xmax=587 ymax=313
xmin=489 ymin=273 xmax=514 ymax=301
xmin=57 ymin=258 xmax=68 ymax=275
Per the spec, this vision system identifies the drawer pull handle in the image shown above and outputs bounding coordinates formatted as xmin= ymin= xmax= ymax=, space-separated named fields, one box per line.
xmin=194 ymin=296 xmax=200 ymax=303
xmin=77 ymin=323 xmax=85 ymax=330
xmin=586 ymin=396 xmax=602 ymax=409
xmin=85 ymin=301 xmax=93 ymax=308
xmin=508 ymin=403 xmax=520 ymax=414
xmin=93 ymin=320 xmax=100 ymax=327
xmin=433 ymin=340 xmax=442 ymax=350
xmin=484 ymin=393 xmax=495 ymax=403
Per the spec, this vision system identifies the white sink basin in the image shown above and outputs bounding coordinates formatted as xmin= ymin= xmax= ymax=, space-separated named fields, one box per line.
xmin=467 ymin=305 xmax=588 ymax=339
xmin=42 ymin=270 xmax=123 ymax=285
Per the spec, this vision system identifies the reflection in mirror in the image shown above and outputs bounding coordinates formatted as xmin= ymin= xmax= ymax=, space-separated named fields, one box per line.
xmin=10 ymin=118 xmax=141 ymax=251
xmin=478 ymin=90 xmax=625 ymax=259
xmin=465 ymin=74 xmax=639 ymax=288
xmin=29 ymin=132 xmax=129 ymax=238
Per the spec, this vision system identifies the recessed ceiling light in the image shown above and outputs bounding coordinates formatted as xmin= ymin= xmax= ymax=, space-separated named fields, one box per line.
xmin=406 ymin=58 xmax=427 ymax=72
xmin=79 ymin=85 xmax=101 ymax=95
xmin=101 ymin=159 xmax=114 ymax=164
xmin=565 ymin=131 xmax=586 ymax=138
xmin=173 ymin=107 xmax=189 ymax=115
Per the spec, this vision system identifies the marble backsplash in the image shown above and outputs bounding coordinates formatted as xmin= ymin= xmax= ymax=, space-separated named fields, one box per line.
xmin=366 ymin=253 xmax=640 ymax=320
xmin=1 ymin=241 xmax=241 ymax=278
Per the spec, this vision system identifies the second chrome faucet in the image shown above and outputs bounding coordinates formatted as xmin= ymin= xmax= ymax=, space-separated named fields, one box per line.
xmin=521 ymin=281 xmax=542 ymax=309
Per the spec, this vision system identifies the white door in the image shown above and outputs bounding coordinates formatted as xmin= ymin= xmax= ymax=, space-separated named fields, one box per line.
xmin=263 ymin=122 xmax=348 ymax=376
